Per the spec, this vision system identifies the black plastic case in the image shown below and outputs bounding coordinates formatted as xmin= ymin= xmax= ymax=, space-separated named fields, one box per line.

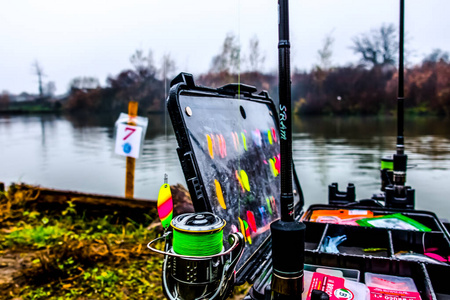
xmin=167 ymin=73 xmax=450 ymax=299
xmin=167 ymin=73 xmax=303 ymax=280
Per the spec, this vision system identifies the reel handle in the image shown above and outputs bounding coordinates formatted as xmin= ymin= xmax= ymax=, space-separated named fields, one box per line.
xmin=199 ymin=232 xmax=245 ymax=300
xmin=148 ymin=232 xmax=245 ymax=300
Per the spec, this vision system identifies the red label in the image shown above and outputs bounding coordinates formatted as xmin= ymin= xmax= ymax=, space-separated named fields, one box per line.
xmin=306 ymin=273 xmax=354 ymax=300
xmin=369 ymin=287 xmax=421 ymax=300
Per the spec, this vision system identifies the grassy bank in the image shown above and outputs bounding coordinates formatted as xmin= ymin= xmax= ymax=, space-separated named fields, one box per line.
xmin=0 ymin=184 xmax=164 ymax=299
xmin=0 ymin=185 xmax=249 ymax=299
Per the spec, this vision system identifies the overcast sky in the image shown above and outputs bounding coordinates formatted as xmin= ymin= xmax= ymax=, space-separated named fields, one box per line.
xmin=1 ymin=0 xmax=449 ymax=95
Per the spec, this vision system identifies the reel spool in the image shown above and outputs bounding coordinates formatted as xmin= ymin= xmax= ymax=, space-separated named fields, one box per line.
xmin=148 ymin=212 xmax=245 ymax=300
xmin=380 ymin=156 xmax=394 ymax=191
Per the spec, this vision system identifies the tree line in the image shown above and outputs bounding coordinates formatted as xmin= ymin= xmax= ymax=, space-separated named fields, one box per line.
xmin=4 ymin=24 xmax=448 ymax=116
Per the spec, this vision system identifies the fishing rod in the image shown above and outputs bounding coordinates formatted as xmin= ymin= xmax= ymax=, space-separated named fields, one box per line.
xmin=270 ymin=0 xmax=306 ymax=298
xmin=397 ymin=0 xmax=405 ymax=151
xmin=385 ymin=0 xmax=415 ymax=209
xmin=394 ymin=0 xmax=406 ymax=185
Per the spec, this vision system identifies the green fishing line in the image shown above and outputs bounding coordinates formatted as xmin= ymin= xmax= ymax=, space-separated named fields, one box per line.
xmin=172 ymin=229 xmax=223 ymax=256
xmin=381 ymin=157 xmax=394 ymax=170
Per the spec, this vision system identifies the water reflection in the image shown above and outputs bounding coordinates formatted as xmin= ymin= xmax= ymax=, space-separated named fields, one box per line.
xmin=292 ymin=116 xmax=450 ymax=216
xmin=64 ymin=112 xmax=174 ymax=139
xmin=1 ymin=114 xmax=450 ymax=219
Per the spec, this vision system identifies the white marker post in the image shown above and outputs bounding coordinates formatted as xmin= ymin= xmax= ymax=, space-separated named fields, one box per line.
xmin=114 ymin=102 xmax=148 ymax=198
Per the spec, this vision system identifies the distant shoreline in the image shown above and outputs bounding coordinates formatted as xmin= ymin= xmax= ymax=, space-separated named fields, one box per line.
xmin=0 ymin=109 xmax=168 ymax=115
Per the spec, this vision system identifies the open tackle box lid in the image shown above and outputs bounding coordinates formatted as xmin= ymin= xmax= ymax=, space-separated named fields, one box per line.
xmin=167 ymin=72 xmax=303 ymax=282
xmin=167 ymin=73 xmax=450 ymax=299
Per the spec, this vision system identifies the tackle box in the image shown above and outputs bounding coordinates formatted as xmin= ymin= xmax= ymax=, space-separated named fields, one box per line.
xmin=167 ymin=73 xmax=450 ymax=299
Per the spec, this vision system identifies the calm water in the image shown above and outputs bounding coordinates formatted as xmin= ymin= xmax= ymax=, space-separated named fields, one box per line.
xmin=1 ymin=114 xmax=450 ymax=219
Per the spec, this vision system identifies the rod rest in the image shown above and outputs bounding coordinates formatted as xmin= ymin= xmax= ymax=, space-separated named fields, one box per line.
xmin=328 ymin=182 xmax=355 ymax=205
xmin=385 ymin=185 xmax=415 ymax=209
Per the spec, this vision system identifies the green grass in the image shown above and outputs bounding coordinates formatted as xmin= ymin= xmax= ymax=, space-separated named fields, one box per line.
xmin=0 ymin=185 xmax=247 ymax=300
xmin=0 ymin=190 xmax=167 ymax=300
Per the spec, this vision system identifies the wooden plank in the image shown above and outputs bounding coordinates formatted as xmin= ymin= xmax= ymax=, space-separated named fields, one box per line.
xmin=5 ymin=182 xmax=195 ymax=221
xmin=38 ymin=188 xmax=155 ymax=210
xmin=10 ymin=183 xmax=156 ymax=211
xmin=8 ymin=183 xmax=195 ymax=214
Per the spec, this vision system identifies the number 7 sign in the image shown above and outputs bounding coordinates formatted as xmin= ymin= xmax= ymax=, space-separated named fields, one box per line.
xmin=114 ymin=123 xmax=143 ymax=158
xmin=123 ymin=127 xmax=136 ymax=140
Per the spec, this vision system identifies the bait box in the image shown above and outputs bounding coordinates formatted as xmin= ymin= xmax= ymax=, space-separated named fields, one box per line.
xmin=167 ymin=73 xmax=450 ymax=299
xmin=295 ymin=202 xmax=450 ymax=300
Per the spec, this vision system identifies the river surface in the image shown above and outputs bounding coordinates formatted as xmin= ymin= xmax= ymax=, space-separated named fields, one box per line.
xmin=1 ymin=114 xmax=450 ymax=219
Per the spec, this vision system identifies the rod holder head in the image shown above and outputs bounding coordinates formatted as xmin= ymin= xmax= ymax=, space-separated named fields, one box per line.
xmin=270 ymin=220 xmax=306 ymax=297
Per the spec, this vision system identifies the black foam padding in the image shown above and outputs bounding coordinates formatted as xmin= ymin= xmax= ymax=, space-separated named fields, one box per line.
xmin=270 ymin=220 xmax=306 ymax=276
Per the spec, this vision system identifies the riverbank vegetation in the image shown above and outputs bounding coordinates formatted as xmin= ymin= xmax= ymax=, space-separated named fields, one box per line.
xmin=0 ymin=184 xmax=164 ymax=299
xmin=0 ymin=184 xmax=249 ymax=299
xmin=2 ymin=25 xmax=450 ymax=116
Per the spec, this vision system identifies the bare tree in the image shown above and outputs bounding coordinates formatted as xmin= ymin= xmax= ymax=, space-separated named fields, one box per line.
xmin=210 ymin=32 xmax=241 ymax=73
xmin=32 ymin=60 xmax=45 ymax=97
xmin=423 ymin=48 xmax=449 ymax=63
xmin=130 ymin=49 xmax=157 ymax=78
xmin=248 ymin=35 xmax=265 ymax=72
xmin=130 ymin=49 xmax=146 ymax=71
xmin=159 ymin=53 xmax=176 ymax=80
xmin=317 ymin=31 xmax=334 ymax=70
xmin=351 ymin=23 xmax=398 ymax=67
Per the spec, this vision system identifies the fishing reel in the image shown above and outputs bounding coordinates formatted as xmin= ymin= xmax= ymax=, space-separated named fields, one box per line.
xmin=147 ymin=212 xmax=245 ymax=300
xmin=376 ymin=154 xmax=415 ymax=209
